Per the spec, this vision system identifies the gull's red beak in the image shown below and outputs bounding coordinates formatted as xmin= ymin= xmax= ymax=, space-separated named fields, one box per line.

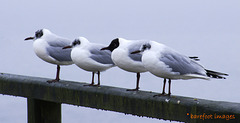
xmin=24 ymin=37 xmax=34 ymax=40
xmin=62 ymin=45 xmax=72 ymax=49
xmin=101 ymin=47 xmax=109 ymax=50
xmin=131 ymin=50 xmax=141 ymax=54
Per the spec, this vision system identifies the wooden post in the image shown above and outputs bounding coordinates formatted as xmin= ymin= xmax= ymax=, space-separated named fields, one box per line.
xmin=27 ymin=98 xmax=61 ymax=123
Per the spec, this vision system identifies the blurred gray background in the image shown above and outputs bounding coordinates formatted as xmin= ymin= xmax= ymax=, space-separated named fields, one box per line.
xmin=0 ymin=0 xmax=239 ymax=123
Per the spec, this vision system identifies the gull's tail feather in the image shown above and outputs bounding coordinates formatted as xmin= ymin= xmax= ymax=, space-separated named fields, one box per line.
xmin=205 ymin=69 xmax=228 ymax=79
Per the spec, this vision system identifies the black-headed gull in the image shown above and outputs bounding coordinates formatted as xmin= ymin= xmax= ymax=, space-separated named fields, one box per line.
xmin=101 ymin=38 xmax=148 ymax=91
xmin=63 ymin=37 xmax=115 ymax=86
xmin=131 ymin=41 xmax=228 ymax=96
xmin=25 ymin=29 xmax=73 ymax=82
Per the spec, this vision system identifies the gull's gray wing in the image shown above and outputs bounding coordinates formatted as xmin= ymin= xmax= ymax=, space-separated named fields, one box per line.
xmin=46 ymin=38 xmax=72 ymax=62
xmin=90 ymin=44 xmax=115 ymax=65
xmin=128 ymin=40 xmax=148 ymax=62
xmin=47 ymin=37 xmax=71 ymax=47
xmin=159 ymin=50 xmax=205 ymax=75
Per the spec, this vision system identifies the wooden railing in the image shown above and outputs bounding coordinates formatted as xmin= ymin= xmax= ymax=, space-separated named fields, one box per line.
xmin=0 ymin=73 xmax=239 ymax=123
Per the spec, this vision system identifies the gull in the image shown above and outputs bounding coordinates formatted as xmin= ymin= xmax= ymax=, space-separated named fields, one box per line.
xmin=101 ymin=38 xmax=149 ymax=91
xmin=25 ymin=29 xmax=73 ymax=82
xmin=63 ymin=37 xmax=115 ymax=86
xmin=131 ymin=41 xmax=228 ymax=96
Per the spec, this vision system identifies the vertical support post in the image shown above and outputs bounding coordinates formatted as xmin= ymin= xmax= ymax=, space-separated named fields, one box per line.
xmin=27 ymin=98 xmax=61 ymax=123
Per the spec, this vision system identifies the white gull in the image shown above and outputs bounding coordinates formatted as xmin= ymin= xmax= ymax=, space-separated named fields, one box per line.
xmin=63 ymin=37 xmax=115 ymax=86
xmin=131 ymin=40 xmax=228 ymax=96
xmin=101 ymin=38 xmax=148 ymax=91
xmin=25 ymin=29 xmax=73 ymax=82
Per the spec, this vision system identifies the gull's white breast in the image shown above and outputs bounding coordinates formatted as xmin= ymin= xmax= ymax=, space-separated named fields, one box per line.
xmin=71 ymin=46 xmax=113 ymax=72
xmin=112 ymin=47 xmax=147 ymax=73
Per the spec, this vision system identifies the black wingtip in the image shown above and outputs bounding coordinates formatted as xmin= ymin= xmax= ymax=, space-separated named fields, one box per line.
xmin=205 ymin=69 xmax=228 ymax=79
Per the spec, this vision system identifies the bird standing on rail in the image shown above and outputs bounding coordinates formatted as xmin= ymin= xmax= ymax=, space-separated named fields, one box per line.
xmin=101 ymin=38 xmax=148 ymax=91
xmin=63 ymin=37 xmax=115 ymax=86
xmin=131 ymin=41 xmax=228 ymax=96
xmin=25 ymin=29 xmax=73 ymax=82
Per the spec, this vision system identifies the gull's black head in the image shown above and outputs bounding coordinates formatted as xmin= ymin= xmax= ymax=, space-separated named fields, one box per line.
xmin=101 ymin=38 xmax=120 ymax=52
xmin=35 ymin=29 xmax=44 ymax=39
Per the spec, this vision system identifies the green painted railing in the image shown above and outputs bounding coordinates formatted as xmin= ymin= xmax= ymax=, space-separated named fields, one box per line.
xmin=0 ymin=73 xmax=239 ymax=123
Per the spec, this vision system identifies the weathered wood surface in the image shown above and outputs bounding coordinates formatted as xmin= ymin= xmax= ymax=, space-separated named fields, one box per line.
xmin=27 ymin=98 xmax=61 ymax=123
xmin=0 ymin=73 xmax=239 ymax=122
